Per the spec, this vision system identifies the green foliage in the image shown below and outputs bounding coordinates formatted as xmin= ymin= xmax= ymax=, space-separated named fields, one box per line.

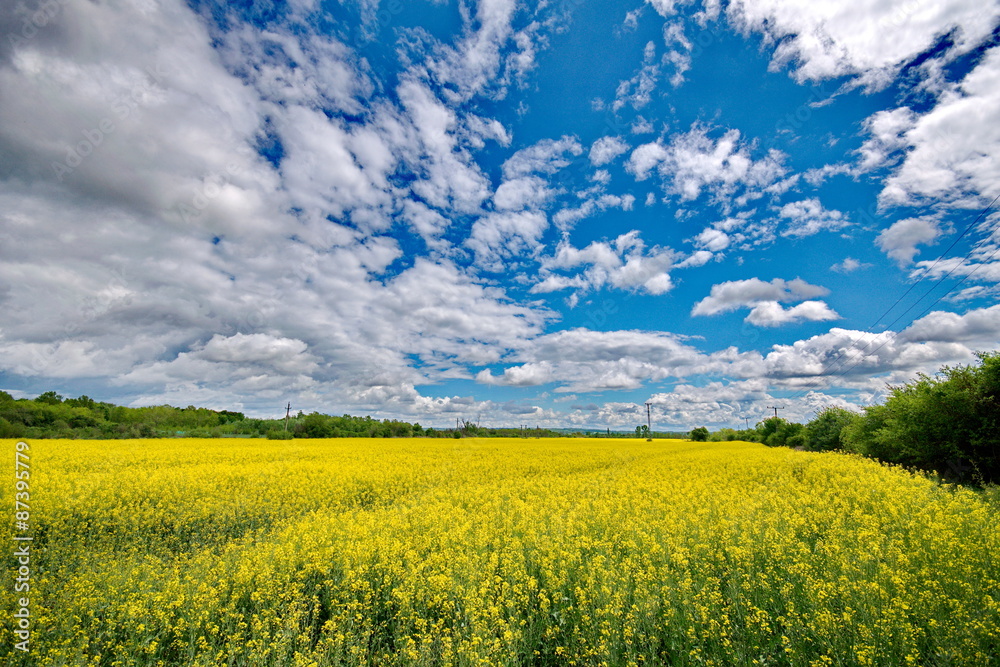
xmin=842 ymin=352 xmax=1000 ymax=484
xmin=766 ymin=420 xmax=806 ymax=449
xmin=707 ymin=428 xmax=740 ymax=442
xmin=266 ymin=429 xmax=294 ymax=440
xmin=690 ymin=426 xmax=709 ymax=441
xmin=805 ymin=407 xmax=859 ymax=452
xmin=34 ymin=390 xmax=64 ymax=405
xmin=755 ymin=417 xmax=785 ymax=445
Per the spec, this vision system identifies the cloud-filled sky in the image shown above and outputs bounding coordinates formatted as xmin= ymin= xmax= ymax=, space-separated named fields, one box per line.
xmin=2 ymin=0 xmax=999 ymax=429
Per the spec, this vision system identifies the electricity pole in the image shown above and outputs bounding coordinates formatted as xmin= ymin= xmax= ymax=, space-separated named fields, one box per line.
xmin=645 ymin=402 xmax=652 ymax=438
xmin=766 ymin=406 xmax=784 ymax=419
xmin=283 ymin=402 xmax=291 ymax=431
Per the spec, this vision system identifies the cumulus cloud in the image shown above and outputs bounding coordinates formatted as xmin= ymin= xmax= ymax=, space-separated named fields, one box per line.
xmin=898 ymin=303 xmax=1000 ymax=345
xmin=589 ymin=136 xmax=630 ymax=166
xmin=2 ymin=0 xmax=997 ymax=429
xmin=501 ymin=135 xmax=583 ymax=179
xmin=744 ymin=300 xmax=841 ymax=327
xmin=693 ymin=227 xmax=730 ymax=252
xmin=779 ymin=198 xmax=850 ymax=237
xmin=466 ymin=210 xmax=550 ymax=270
xmin=692 ymin=277 xmax=831 ymax=316
xmin=877 ymin=46 xmax=1000 ymax=209
xmin=0 ymin=0 xmax=567 ymax=411
xmin=726 ymin=0 xmax=997 ymax=90
xmin=830 ymin=257 xmax=871 ymax=273
xmin=610 ymin=21 xmax=694 ymax=112
xmin=875 ymin=216 xmax=941 ymax=266
xmin=855 ymin=107 xmax=917 ymax=173
xmin=493 ymin=176 xmax=557 ymax=211
xmin=532 ymin=231 xmax=679 ymax=297
xmin=626 ymin=125 xmax=788 ymax=210
xmin=552 ymin=193 xmax=635 ymax=230
xmin=478 ymin=328 xmax=760 ymax=393
xmin=646 ymin=379 xmax=771 ymax=427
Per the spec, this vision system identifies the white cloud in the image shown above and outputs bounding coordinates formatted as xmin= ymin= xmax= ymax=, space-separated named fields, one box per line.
xmin=692 ymin=277 xmax=830 ymax=316
xmin=646 ymin=379 xmax=771 ymax=427
xmin=676 ymin=249 xmax=714 ymax=268
xmin=476 ymin=361 xmax=555 ymax=387
xmin=645 ymin=0 xmax=681 ymax=17
xmin=855 ymin=107 xmax=917 ymax=172
xmin=493 ymin=176 xmax=556 ymax=211
xmin=877 ymin=46 xmax=1000 ymax=209
xmin=552 ymin=193 xmax=635 ymax=230
xmin=779 ymin=198 xmax=850 ymax=237
xmin=830 ymin=257 xmax=871 ymax=273
xmin=614 ymin=40 xmax=659 ymax=111
xmin=479 ymin=327 xmax=757 ymax=393
xmin=662 ymin=21 xmax=693 ymax=87
xmin=631 ymin=116 xmax=655 ymax=134
xmin=744 ymin=300 xmax=840 ymax=327
xmin=533 ymin=231 xmax=678 ymax=297
xmin=395 ymin=79 xmax=492 ymax=214
xmin=875 ymin=216 xmax=941 ymax=266
xmin=693 ymin=227 xmax=730 ymax=251
xmin=417 ymin=0 xmax=538 ymax=103
xmin=727 ymin=0 xmax=998 ymax=90
xmin=611 ymin=32 xmax=691 ymax=111
xmin=589 ymin=136 xmax=630 ymax=166
xmin=502 ymin=135 xmax=583 ymax=179
xmin=627 ymin=126 xmax=788 ymax=210
xmin=466 ymin=210 xmax=549 ymax=270
xmin=626 ymin=142 xmax=671 ymax=180
xmin=898 ymin=303 xmax=1000 ymax=345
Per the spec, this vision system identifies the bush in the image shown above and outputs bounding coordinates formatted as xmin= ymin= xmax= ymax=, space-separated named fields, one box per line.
xmin=765 ymin=421 xmax=806 ymax=449
xmin=690 ymin=427 xmax=709 ymax=441
xmin=842 ymin=352 xmax=1000 ymax=484
xmin=805 ymin=407 xmax=859 ymax=452
xmin=266 ymin=429 xmax=294 ymax=440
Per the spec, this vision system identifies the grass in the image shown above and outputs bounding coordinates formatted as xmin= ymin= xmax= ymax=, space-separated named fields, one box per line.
xmin=2 ymin=437 xmax=997 ymax=666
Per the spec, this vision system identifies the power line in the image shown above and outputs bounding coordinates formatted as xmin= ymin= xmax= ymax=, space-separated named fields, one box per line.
xmin=782 ymin=196 xmax=999 ymax=402
xmin=870 ymin=192 xmax=1000 ymax=331
xmin=817 ymin=195 xmax=1000 ymax=383
xmin=830 ymin=237 xmax=1000 ymax=382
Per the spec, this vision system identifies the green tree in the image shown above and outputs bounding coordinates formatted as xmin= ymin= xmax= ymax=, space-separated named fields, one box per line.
xmin=755 ymin=417 xmax=785 ymax=445
xmin=766 ymin=421 xmax=806 ymax=448
xmin=805 ymin=407 xmax=859 ymax=452
xmin=842 ymin=352 xmax=1000 ymax=483
xmin=35 ymin=391 xmax=63 ymax=405
xmin=295 ymin=413 xmax=333 ymax=438
xmin=690 ymin=426 xmax=709 ymax=441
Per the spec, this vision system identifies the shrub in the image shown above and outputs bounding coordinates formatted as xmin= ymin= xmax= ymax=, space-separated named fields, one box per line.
xmin=842 ymin=352 xmax=1000 ymax=484
xmin=690 ymin=427 xmax=709 ymax=441
xmin=805 ymin=407 xmax=859 ymax=452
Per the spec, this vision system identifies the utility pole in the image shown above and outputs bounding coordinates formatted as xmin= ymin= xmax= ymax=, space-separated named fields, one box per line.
xmin=743 ymin=416 xmax=750 ymax=429
xmin=766 ymin=406 xmax=784 ymax=419
xmin=645 ymin=402 xmax=652 ymax=438
xmin=283 ymin=402 xmax=291 ymax=431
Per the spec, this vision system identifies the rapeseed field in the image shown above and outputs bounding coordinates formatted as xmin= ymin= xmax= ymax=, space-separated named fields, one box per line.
xmin=2 ymin=437 xmax=997 ymax=666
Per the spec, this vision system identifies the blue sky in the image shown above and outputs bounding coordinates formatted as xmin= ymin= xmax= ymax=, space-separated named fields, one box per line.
xmin=1 ymin=0 xmax=999 ymax=429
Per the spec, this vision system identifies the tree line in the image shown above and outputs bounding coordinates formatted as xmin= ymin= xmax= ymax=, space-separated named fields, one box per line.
xmin=693 ymin=351 xmax=1000 ymax=485
xmin=0 ymin=392 xmax=563 ymax=440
